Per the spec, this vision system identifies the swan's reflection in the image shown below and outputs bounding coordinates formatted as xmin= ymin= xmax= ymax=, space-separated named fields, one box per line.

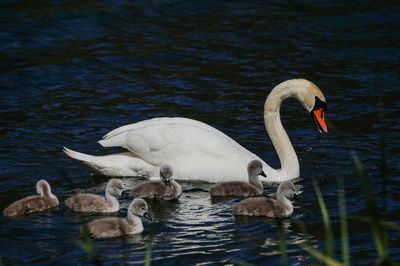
xmin=234 ymin=215 xmax=292 ymax=229
xmin=145 ymin=198 xmax=180 ymax=221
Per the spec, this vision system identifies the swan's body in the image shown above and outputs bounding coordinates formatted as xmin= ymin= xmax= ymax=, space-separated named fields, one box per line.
xmin=65 ymin=179 xmax=124 ymax=213
xmin=64 ymin=79 xmax=327 ymax=182
xmin=233 ymin=181 xmax=296 ymax=218
xmin=3 ymin=180 xmax=59 ymax=216
xmin=84 ymin=198 xmax=152 ymax=238
xmin=130 ymin=165 xmax=182 ymax=200
xmin=210 ymin=160 xmax=266 ymax=197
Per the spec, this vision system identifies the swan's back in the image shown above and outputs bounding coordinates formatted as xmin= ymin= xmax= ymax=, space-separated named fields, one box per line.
xmin=210 ymin=182 xmax=262 ymax=197
xmin=85 ymin=217 xmax=132 ymax=238
xmin=131 ymin=181 xmax=181 ymax=200
xmin=233 ymin=197 xmax=289 ymax=218
xmin=65 ymin=194 xmax=111 ymax=213
xmin=100 ymin=117 xmax=232 ymax=146
xmin=4 ymin=195 xmax=59 ymax=216
xmin=131 ymin=181 xmax=168 ymax=199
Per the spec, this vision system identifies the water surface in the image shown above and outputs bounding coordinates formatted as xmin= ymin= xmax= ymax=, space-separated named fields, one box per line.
xmin=1 ymin=0 xmax=399 ymax=264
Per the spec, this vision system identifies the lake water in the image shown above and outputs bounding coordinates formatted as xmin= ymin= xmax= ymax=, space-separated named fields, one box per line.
xmin=1 ymin=0 xmax=399 ymax=265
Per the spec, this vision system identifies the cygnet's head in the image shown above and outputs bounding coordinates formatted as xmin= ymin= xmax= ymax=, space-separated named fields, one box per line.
xmin=277 ymin=181 xmax=296 ymax=199
xmin=160 ymin=165 xmax=173 ymax=187
xmin=36 ymin=179 xmax=51 ymax=196
xmin=130 ymin=198 xmax=152 ymax=221
xmin=247 ymin=160 xmax=266 ymax=180
xmin=106 ymin=179 xmax=125 ymax=197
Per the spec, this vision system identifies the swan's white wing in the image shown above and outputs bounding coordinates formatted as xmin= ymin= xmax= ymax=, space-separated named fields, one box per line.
xmin=99 ymin=117 xmax=273 ymax=182
xmin=125 ymin=122 xmax=245 ymax=161
xmin=99 ymin=117 xmax=235 ymax=148
xmin=129 ymin=120 xmax=263 ymax=181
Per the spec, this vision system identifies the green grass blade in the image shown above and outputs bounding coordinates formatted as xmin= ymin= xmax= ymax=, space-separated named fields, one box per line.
xmin=145 ymin=222 xmax=157 ymax=266
xmin=72 ymin=224 xmax=101 ymax=266
xmin=313 ymin=179 xmax=334 ymax=258
xmin=277 ymin=219 xmax=288 ymax=266
xmin=337 ymin=176 xmax=350 ymax=265
xmin=300 ymin=243 xmax=343 ymax=266
xmin=348 ymin=215 xmax=400 ymax=229
xmin=327 ymin=120 xmax=389 ymax=259
xmin=352 ymin=151 xmax=388 ymax=258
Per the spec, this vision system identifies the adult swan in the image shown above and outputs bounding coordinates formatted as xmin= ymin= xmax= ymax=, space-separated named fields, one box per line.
xmin=63 ymin=79 xmax=327 ymax=183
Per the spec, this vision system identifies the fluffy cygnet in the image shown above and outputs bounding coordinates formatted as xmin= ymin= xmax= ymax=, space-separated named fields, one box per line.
xmin=84 ymin=198 xmax=152 ymax=238
xmin=210 ymin=160 xmax=266 ymax=197
xmin=65 ymin=179 xmax=124 ymax=213
xmin=233 ymin=181 xmax=296 ymax=218
xmin=129 ymin=165 xmax=182 ymax=200
xmin=3 ymin=179 xmax=59 ymax=216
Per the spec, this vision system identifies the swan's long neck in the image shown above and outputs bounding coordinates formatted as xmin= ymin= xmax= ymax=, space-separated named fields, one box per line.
xmin=105 ymin=191 xmax=119 ymax=211
xmin=127 ymin=212 xmax=143 ymax=234
xmin=277 ymin=194 xmax=293 ymax=216
xmin=264 ymin=81 xmax=300 ymax=180
xmin=37 ymin=182 xmax=57 ymax=199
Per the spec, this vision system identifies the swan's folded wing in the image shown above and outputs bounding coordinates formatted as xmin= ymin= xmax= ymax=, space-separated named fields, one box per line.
xmin=87 ymin=218 xmax=128 ymax=238
xmin=124 ymin=121 xmax=251 ymax=165
xmin=99 ymin=117 xmax=237 ymax=148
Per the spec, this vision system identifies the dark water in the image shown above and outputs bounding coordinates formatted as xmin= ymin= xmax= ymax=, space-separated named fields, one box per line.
xmin=1 ymin=0 xmax=399 ymax=264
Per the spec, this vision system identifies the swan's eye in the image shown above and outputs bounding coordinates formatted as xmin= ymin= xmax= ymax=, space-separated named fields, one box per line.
xmin=313 ymin=96 xmax=327 ymax=112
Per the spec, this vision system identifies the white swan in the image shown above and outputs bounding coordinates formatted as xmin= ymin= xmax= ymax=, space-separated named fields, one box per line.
xmin=64 ymin=79 xmax=327 ymax=182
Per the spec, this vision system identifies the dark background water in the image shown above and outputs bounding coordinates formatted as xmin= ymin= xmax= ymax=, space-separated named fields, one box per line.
xmin=1 ymin=0 xmax=399 ymax=265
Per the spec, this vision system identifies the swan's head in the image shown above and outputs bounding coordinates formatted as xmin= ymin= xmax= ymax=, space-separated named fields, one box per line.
xmin=247 ymin=159 xmax=267 ymax=180
xmin=289 ymin=79 xmax=328 ymax=134
xmin=36 ymin=179 xmax=51 ymax=196
xmin=130 ymin=198 xmax=152 ymax=221
xmin=160 ymin=164 xmax=173 ymax=187
xmin=267 ymin=79 xmax=327 ymax=134
xmin=277 ymin=181 xmax=296 ymax=199
xmin=106 ymin=179 xmax=125 ymax=197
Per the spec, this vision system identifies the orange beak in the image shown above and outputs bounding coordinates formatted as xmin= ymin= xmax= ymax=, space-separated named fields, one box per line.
xmin=312 ymin=108 xmax=328 ymax=134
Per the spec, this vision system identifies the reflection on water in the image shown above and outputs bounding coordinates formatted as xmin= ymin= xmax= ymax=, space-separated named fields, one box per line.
xmin=1 ymin=0 xmax=399 ymax=264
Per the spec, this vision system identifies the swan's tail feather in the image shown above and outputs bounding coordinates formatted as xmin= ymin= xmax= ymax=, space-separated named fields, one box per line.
xmin=63 ymin=147 xmax=95 ymax=163
xmin=98 ymin=128 xmax=130 ymax=148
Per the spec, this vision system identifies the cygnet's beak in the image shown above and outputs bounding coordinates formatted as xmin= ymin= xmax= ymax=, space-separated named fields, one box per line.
xmin=121 ymin=190 xmax=132 ymax=199
xmin=143 ymin=212 xmax=152 ymax=221
xmin=292 ymin=193 xmax=301 ymax=202
xmin=260 ymin=170 xmax=267 ymax=178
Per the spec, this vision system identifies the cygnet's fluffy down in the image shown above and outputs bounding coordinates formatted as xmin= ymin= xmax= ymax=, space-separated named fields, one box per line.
xmin=3 ymin=179 xmax=59 ymax=216
xmin=65 ymin=179 xmax=124 ymax=213
xmin=129 ymin=165 xmax=182 ymax=200
xmin=233 ymin=181 xmax=296 ymax=218
xmin=210 ymin=160 xmax=266 ymax=197
xmin=84 ymin=198 xmax=152 ymax=238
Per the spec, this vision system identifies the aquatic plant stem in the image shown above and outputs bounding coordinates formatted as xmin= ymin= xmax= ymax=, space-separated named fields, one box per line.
xmin=145 ymin=222 xmax=157 ymax=266
xmin=351 ymin=152 xmax=388 ymax=258
xmin=313 ymin=179 xmax=334 ymax=258
xmin=300 ymin=243 xmax=343 ymax=266
xmin=277 ymin=219 xmax=288 ymax=266
xmin=337 ymin=176 xmax=350 ymax=265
